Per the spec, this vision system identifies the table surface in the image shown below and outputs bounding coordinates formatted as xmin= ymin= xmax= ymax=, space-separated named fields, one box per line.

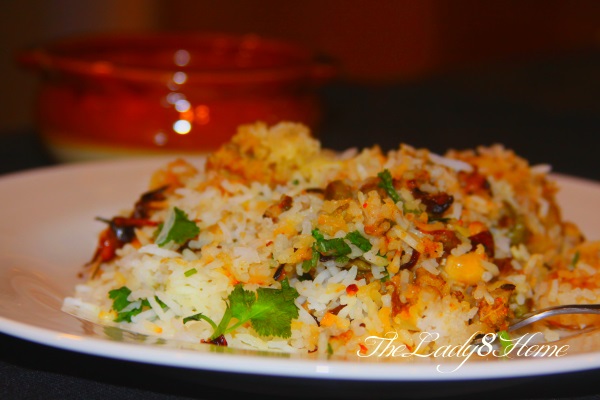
xmin=1 ymin=50 xmax=600 ymax=399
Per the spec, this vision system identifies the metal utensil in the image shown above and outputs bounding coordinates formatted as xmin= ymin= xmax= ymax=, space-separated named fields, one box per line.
xmin=508 ymin=303 xmax=600 ymax=332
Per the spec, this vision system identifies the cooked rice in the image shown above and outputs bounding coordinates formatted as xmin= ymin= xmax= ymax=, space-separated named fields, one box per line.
xmin=62 ymin=122 xmax=600 ymax=358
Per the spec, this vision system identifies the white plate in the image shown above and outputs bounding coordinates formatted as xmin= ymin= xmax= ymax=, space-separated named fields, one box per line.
xmin=1 ymin=158 xmax=600 ymax=384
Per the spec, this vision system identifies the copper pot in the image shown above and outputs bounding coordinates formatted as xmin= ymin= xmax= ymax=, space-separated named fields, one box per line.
xmin=19 ymin=32 xmax=336 ymax=161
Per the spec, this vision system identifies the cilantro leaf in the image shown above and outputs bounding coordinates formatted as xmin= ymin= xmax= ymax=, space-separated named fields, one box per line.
xmin=251 ymin=280 xmax=300 ymax=337
xmin=143 ymin=296 xmax=168 ymax=309
xmin=156 ymin=207 xmax=200 ymax=247
xmin=297 ymin=272 xmax=314 ymax=281
xmin=376 ymin=170 xmax=422 ymax=215
xmin=317 ymin=237 xmax=352 ymax=257
xmin=312 ymin=229 xmax=325 ymax=243
xmin=380 ymin=268 xmax=390 ymax=282
xmin=312 ymin=229 xmax=352 ymax=257
xmin=569 ymin=251 xmax=580 ymax=271
xmin=208 ymin=279 xmax=300 ymax=340
xmin=377 ymin=169 xmax=401 ymax=203
xmin=345 ymin=231 xmax=372 ymax=252
xmin=108 ymin=286 xmax=168 ymax=323
xmin=335 ymin=255 xmax=350 ymax=264
xmin=114 ymin=305 xmax=145 ymax=323
xmin=108 ymin=286 xmax=132 ymax=311
xmin=303 ymin=229 xmax=355 ymax=272
xmin=108 ymin=287 xmax=143 ymax=323
xmin=228 ymin=284 xmax=258 ymax=318
xmin=498 ymin=330 xmax=513 ymax=357
xmin=327 ymin=342 xmax=334 ymax=356
xmin=302 ymin=245 xmax=319 ymax=272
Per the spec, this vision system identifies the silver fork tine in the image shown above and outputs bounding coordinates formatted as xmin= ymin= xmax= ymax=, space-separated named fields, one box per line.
xmin=508 ymin=304 xmax=600 ymax=332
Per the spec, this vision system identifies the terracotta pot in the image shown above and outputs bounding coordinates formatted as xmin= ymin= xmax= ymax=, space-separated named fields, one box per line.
xmin=19 ymin=32 xmax=335 ymax=161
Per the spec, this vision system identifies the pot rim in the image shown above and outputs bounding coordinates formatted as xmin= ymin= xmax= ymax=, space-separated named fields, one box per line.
xmin=18 ymin=32 xmax=336 ymax=86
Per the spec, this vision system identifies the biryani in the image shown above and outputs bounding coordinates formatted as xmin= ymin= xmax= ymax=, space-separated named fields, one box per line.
xmin=63 ymin=122 xmax=600 ymax=358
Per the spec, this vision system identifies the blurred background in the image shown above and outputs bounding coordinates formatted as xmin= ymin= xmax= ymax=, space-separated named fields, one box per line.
xmin=1 ymin=0 xmax=600 ymax=178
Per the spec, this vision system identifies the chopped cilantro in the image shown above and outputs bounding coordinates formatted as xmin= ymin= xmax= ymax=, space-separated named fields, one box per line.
xmin=155 ymin=207 xmax=200 ymax=247
xmin=303 ymin=229 xmax=354 ymax=271
xmin=184 ymin=268 xmax=198 ymax=277
xmin=335 ymin=255 xmax=350 ymax=264
xmin=292 ymin=179 xmax=300 ymax=185
xmin=380 ymin=268 xmax=390 ymax=282
xmin=312 ymin=228 xmax=325 ymax=243
xmin=153 ymin=222 xmax=163 ymax=239
xmin=569 ymin=251 xmax=580 ymax=271
xmin=318 ymin=237 xmax=352 ymax=257
xmin=297 ymin=272 xmax=314 ymax=281
xmin=108 ymin=286 xmax=168 ymax=323
xmin=345 ymin=231 xmax=372 ymax=252
xmin=376 ymin=170 xmax=422 ymax=214
xmin=498 ymin=330 xmax=513 ymax=357
xmin=188 ymin=279 xmax=300 ymax=340
xmin=303 ymin=230 xmax=374 ymax=270
xmin=373 ymin=251 xmax=391 ymax=282
xmin=108 ymin=286 xmax=132 ymax=312
xmin=428 ymin=216 xmax=451 ymax=223
xmin=312 ymin=229 xmax=352 ymax=257
xmin=327 ymin=342 xmax=334 ymax=356
xmin=302 ymin=245 xmax=319 ymax=272
xmin=108 ymin=287 xmax=144 ymax=322
xmin=377 ymin=169 xmax=400 ymax=203
xmin=113 ymin=305 xmax=144 ymax=323
xmin=151 ymin=297 xmax=168 ymax=309
xmin=376 ymin=250 xmax=388 ymax=258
